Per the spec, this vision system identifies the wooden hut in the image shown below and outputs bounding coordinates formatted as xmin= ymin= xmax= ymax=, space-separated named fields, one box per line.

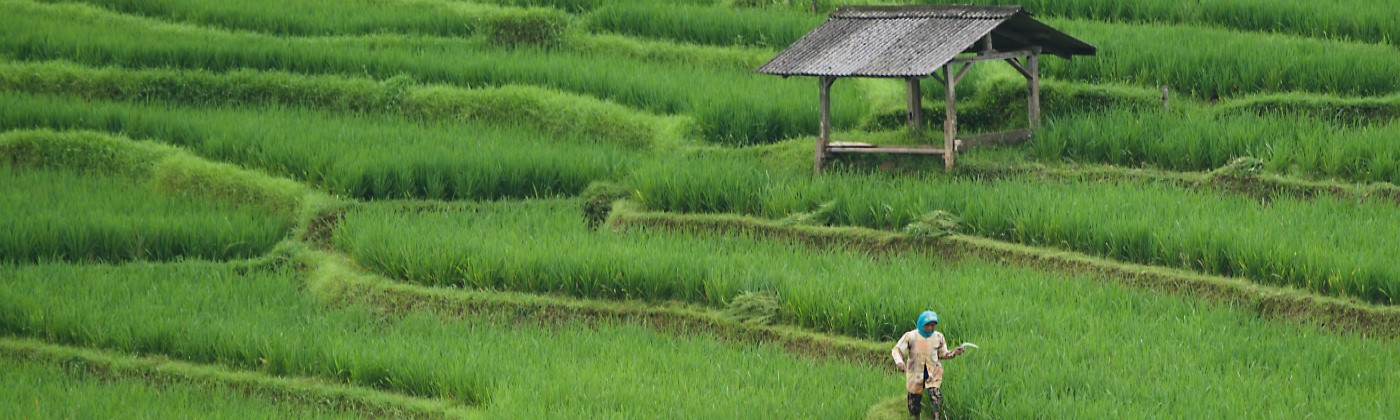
xmin=757 ymin=5 xmax=1096 ymax=172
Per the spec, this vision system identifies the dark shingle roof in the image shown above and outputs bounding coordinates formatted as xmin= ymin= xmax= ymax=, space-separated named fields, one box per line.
xmin=757 ymin=5 xmax=1095 ymax=78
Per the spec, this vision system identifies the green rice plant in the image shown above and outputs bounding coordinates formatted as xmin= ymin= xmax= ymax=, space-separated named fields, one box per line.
xmin=903 ymin=0 xmax=1399 ymax=46
xmin=0 ymin=129 xmax=303 ymax=262
xmin=0 ymin=356 xmax=359 ymax=419
xmin=0 ymin=92 xmax=633 ymax=200
xmin=0 ymin=0 xmax=859 ymax=144
xmin=0 ymin=260 xmax=891 ymax=417
xmin=0 ymin=167 xmax=290 ymax=262
xmin=584 ymin=3 xmax=821 ymax=47
xmin=566 ymin=33 xmax=771 ymax=72
xmin=570 ymin=3 xmax=1397 ymax=99
xmin=628 ymin=156 xmax=1400 ymax=304
xmin=331 ymin=199 xmax=1396 ymax=417
xmin=476 ymin=0 xmax=608 ymax=14
xmin=0 ymin=59 xmax=684 ymax=149
xmin=0 ymin=337 xmax=471 ymax=418
xmin=1043 ymin=18 xmax=1400 ymax=98
xmin=1033 ymin=107 xmax=1400 ymax=184
xmin=751 ymin=0 xmax=1398 ymax=46
xmin=0 ymin=124 xmax=176 ymax=177
xmin=34 ymin=0 xmax=573 ymax=46
xmin=1220 ymin=91 xmax=1400 ymax=122
xmin=872 ymin=70 xmax=1164 ymax=133
xmin=1 ymin=128 xmax=317 ymax=215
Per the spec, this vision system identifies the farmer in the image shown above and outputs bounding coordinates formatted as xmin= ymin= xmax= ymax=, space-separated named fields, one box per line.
xmin=892 ymin=310 xmax=965 ymax=419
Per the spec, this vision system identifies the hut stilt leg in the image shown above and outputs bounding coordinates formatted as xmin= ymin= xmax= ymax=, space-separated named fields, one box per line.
xmin=815 ymin=76 xmax=835 ymax=173
xmin=943 ymin=65 xmax=957 ymax=169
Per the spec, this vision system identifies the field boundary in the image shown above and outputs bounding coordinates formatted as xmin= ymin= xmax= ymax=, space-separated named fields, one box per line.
xmin=0 ymin=336 xmax=473 ymax=419
xmin=607 ymin=201 xmax=1400 ymax=339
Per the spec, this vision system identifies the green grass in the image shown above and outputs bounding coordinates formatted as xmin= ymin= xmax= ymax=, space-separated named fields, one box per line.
xmin=0 ymin=260 xmax=892 ymax=417
xmin=3 ymin=0 xmax=1398 ymax=416
xmin=1033 ymin=107 xmax=1400 ymax=184
xmin=0 ymin=0 xmax=861 ymax=144
xmin=0 ymin=59 xmax=684 ymax=149
xmin=751 ymin=0 xmax=1398 ymax=46
xmin=0 ymin=129 xmax=308 ymax=262
xmin=0 ymin=92 xmax=635 ymax=200
xmin=0 ymin=336 xmax=473 ymax=418
xmin=608 ymin=201 xmax=1400 ymax=337
xmin=1044 ymin=18 xmax=1400 ymax=98
xmin=629 ymin=155 xmax=1400 ymax=304
xmin=584 ymin=3 xmax=821 ymax=47
xmin=36 ymin=0 xmax=572 ymax=46
xmin=331 ymin=199 xmax=1396 ymax=418
xmin=566 ymin=2 xmax=1400 ymax=99
xmin=0 ymin=167 xmax=290 ymax=262
xmin=0 ymin=356 xmax=361 ymax=420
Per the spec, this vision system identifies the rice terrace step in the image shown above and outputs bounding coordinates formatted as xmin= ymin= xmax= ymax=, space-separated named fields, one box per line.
xmin=0 ymin=0 xmax=1395 ymax=418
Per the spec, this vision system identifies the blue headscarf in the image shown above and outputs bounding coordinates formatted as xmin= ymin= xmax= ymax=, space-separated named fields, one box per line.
xmin=916 ymin=310 xmax=940 ymax=338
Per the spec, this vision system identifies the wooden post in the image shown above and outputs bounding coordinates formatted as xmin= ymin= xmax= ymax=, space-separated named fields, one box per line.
xmin=1027 ymin=52 xmax=1040 ymax=129
xmin=906 ymin=77 xmax=922 ymax=130
xmin=815 ymin=76 xmax=834 ymax=173
xmin=1161 ymin=85 xmax=1170 ymax=109
xmin=943 ymin=65 xmax=957 ymax=169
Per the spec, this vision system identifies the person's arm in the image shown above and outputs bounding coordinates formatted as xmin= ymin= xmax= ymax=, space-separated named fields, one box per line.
xmin=891 ymin=333 xmax=909 ymax=369
xmin=936 ymin=335 xmax=962 ymax=360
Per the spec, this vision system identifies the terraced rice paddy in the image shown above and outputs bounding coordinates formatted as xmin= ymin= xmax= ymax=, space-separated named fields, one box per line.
xmin=1 ymin=0 xmax=1395 ymax=417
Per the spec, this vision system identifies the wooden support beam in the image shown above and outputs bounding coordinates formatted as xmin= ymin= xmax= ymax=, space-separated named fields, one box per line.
xmin=828 ymin=146 xmax=946 ymax=156
xmin=815 ymin=76 xmax=834 ymax=173
xmin=1028 ymin=53 xmax=1040 ymax=129
xmin=949 ymin=49 xmax=1034 ymax=65
xmin=979 ymin=35 xmax=993 ymax=54
xmin=1004 ymin=57 xmax=1031 ymax=79
xmin=928 ymin=72 xmax=946 ymax=85
xmin=953 ymin=62 xmax=973 ymax=85
xmin=906 ymin=77 xmax=922 ymax=130
xmin=943 ymin=64 xmax=957 ymax=169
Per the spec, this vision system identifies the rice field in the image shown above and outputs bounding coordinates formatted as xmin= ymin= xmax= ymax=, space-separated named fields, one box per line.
xmin=629 ymin=156 xmax=1400 ymax=304
xmin=1034 ymin=108 xmax=1400 ymax=183
xmin=0 ymin=356 xmax=359 ymax=419
xmin=0 ymin=260 xmax=892 ymax=417
xmin=753 ymin=0 xmax=1398 ymax=45
xmin=0 ymin=93 xmax=635 ymax=200
xmin=3 ymin=0 xmax=1397 ymax=416
xmin=32 ymin=0 xmax=564 ymax=39
xmin=0 ymin=166 xmax=290 ymax=262
xmin=331 ymin=199 xmax=1395 ymax=417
